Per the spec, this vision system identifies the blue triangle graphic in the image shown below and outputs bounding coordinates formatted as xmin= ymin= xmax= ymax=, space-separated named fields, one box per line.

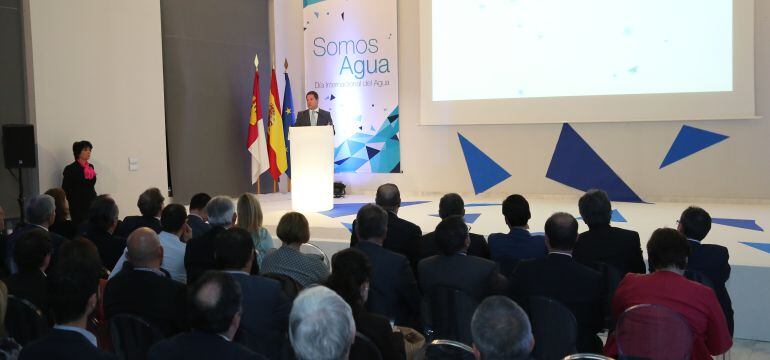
xmin=576 ymin=209 xmax=627 ymax=223
xmin=458 ymin=133 xmax=511 ymax=194
xmin=660 ymin=125 xmax=729 ymax=168
xmin=740 ymin=242 xmax=770 ymax=254
xmin=342 ymin=222 xmax=354 ymax=233
xmin=712 ymin=218 xmax=764 ymax=232
xmin=366 ymin=146 xmax=380 ymax=159
xmin=546 ymin=124 xmax=644 ymax=203
xmin=430 ymin=213 xmax=482 ymax=224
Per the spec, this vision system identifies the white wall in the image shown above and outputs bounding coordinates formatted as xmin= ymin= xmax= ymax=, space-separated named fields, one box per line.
xmin=275 ymin=0 xmax=770 ymax=202
xmin=27 ymin=0 xmax=168 ymax=216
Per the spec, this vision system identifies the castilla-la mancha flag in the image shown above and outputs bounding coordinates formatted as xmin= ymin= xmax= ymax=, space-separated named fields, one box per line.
xmin=267 ymin=68 xmax=288 ymax=181
xmin=247 ymin=67 xmax=269 ymax=184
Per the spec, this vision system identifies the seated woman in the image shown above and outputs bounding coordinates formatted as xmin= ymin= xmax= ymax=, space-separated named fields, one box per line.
xmin=327 ymin=248 xmax=406 ymax=360
xmin=260 ymin=212 xmax=328 ymax=288
xmin=45 ymin=188 xmax=77 ymax=240
xmin=604 ymin=228 xmax=732 ymax=360
xmin=236 ymin=193 xmax=274 ymax=266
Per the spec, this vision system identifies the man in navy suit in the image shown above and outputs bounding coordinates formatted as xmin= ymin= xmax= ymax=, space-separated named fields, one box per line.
xmin=187 ymin=193 xmax=211 ymax=239
xmin=487 ymin=194 xmax=547 ymax=265
xmin=293 ymin=91 xmax=334 ymax=133
xmin=421 ymin=193 xmax=490 ymax=259
xmin=5 ymin=195 xmax=68 ymax=274
xmin=116 ymin=188 xmax=164 ymax=237
xmin=678 ymin=206 xmax=734 ymax=335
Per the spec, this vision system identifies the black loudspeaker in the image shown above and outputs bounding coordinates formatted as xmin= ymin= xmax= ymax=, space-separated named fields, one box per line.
xmin=2 ymin=124 xmax=36 ymax=169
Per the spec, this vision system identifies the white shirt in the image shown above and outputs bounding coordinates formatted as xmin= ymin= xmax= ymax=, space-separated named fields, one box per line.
xmin=54 ymin=325 xmax=98 ymax=347
xmin=109 ymin=231 xmax=188 ymax=283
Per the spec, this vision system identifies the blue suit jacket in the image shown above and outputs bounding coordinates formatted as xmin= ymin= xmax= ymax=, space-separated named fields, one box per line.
xmin=19 ymin=329 xmax=117 ymax=360
xmin=487 ymin=228 xmax=547 ymax=263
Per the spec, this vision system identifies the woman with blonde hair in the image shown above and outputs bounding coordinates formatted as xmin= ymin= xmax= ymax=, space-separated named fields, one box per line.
xmin=236 ymin=193 xmax=275 ymax=266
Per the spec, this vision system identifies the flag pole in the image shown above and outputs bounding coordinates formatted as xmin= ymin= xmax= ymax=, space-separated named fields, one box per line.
xmin=256 ymin=177 xmax=261 ymax=194
xmin=273 ymin=179 xmax=278 ymax=193
xmin=285 ymin=58 xmax=292 ymax=194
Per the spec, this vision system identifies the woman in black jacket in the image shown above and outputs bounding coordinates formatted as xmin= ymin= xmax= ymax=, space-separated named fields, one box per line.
xmin=61 ymin=141 xmax=96 ymax=227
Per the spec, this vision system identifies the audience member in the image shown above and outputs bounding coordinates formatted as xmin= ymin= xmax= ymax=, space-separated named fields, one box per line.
xmin=236 ymin=193 xmax=274 ymax=266
xmin=103 ymin=228 xmax=188 ymax=336
xmin=289 ymin=286 xmax=355 ymax=360
xmin=0 ymin=282 xmax=22 ymax=358
xmin=260 ymin=212 xmax=329 ymax=288
xmin=604 ymin=228 xmax=732 ymax=359
xmin=471 ymin=296 xmax=534 ymax=360
xmin=3 ymin=229 xmax=53 ymax=319
xmin=185 ymin=196 xmax=237 ymax=284
xmin=508 ymin=212 xmax=604 ymax=353
xmin=55 ymin=237 xmax=104 ymax=279
xmin=350 ymin=184 xmax=423 ymax=274
xmin=678 ymin=206 xmax=734 ymax=335
xmin=488 ymin=194 xmax=547 ymax=264
xmin=83 ymin=195 xmax=126 ymax=271
xmin=217 ymin=227 xmax=290 ymax=359
xmin=187 ymin=193 xmax=211 ymax=239
xmin=116 ymin=188 xmax=164 ymax=237
xmin=352 ymin=204 xmax=421 ymax=328
xmin=148 ymin=272 xmax=266 ymax=360
xmin=421 ymin=193 xmax=490 ymax=259
xmin=326 ymin=248 xmax=406 ymax=360
xmin=111 ymin=204 xmax=192 ymax=283
xmin=419 ymin=215 xmax=507 ymax=304
xmin=5 ymin=194 xmax=67 ymax=274
xmin=45 ymin=188 xmax=77 ymax=240
xmin=573 ymin=189 xmax=645 ymax=275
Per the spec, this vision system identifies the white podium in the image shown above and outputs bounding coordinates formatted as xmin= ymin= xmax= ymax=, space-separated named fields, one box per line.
xmin=288 ymin=126 xmax=334 ymax=212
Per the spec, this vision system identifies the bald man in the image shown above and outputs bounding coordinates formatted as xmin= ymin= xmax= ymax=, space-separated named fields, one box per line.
xmin=104 ymin=228 xmax=188 ymax=336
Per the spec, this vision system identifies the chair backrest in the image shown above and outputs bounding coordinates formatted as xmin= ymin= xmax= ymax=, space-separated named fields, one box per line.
xmin=496 ymin=258 xmax=521 ymax=278
xmin=300 ymin=242 xmax=330 ymax=270
xmin=615 ymin=304 xmax=693 ymax=360
xmin=424 ymin=339 xmax=476 ymax=360
xmin=262 ymin=272 xmax=303 ymax=300
xmin=422 ymin=285 xmax=479 ymax=345
xmin=523 ymin=296 xmax=578 ymax=360
xmin=562 ymin=354 xmax=615 ymax=360
xmin=109 ymin=313 xmax=165 ymax=360
xmin=583 ymin=261 xmax=622 ymax=330
xmin=4 ymin=295 xmax=49 ymax=346
xmin=350 ymin=332 xmax=383 ymax=360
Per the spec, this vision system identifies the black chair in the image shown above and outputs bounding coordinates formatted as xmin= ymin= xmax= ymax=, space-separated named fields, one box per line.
xmin=5 ymin=295 xmax=49 ymax=346
xmin=523 ymin=296 xmax=578 ymax=360
xmin=424 ymin=339 xmax=475 ymax=360
xmin=263 ymin=272 xmax=302 ymax=300
xmin=349 ymin=332 xmax=383 ymax=360
xmin=496 ymin=257 xmax=521 ymax=278
xmin=562 ymin=354 xmax=615 ymax=360
xmin=422 ymin=285 xmax=479 ymax=345
xmin=583 ymin=261 xmax=622 ymax=330
xmin=109 ymin=313 xmax=165 ymax=360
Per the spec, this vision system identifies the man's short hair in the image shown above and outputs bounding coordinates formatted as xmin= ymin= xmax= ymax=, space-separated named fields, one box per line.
xmin=14 ymin=229 xmax=52 ymax=272
xmin=290 ymin=286 xmax=355 ymax=360
xmin=578 ymin=189 xmax=612 ymax=226
xmin=276 ymin=212 xmax=310 ymax=245
xmin=49 ymin=262 xmax=101 ymax=324
xmin=647 ymin=228 xmax=691 ymax=271
xmin=56 ymin=237 xmax=103 ymax=275
xmin=544 ymin=212 xmax=579 ymax=251
xmin=89 ymin=195 xmax=119 ymax=231
xmin=435 ymin=215 xmax=468 ymax=255
xmin=189 ymin=271 xmax=243 ymax=334
xmin=306 ymin=91 xmax=319 ymax=100
xmin=471 ymin=296 xmax=533 ymax=360
xmin=137 ymin=188 xmax=165 ymax=217
xmin=25 ymin=194 xmax=55 ymax=226
xmin=355 ymin=204 xmax=388 ymax=241
xmin=679 ymin=206 xmax=712 ymax=241
xmin=374 ymin=183 xmax=401 ymax=210
xmin=71 ymin=140 xmax=93 ymax=160
xmin=502 ymin=195 xmax=531 ymax=227
xmin=216 ymin=228 xmax=254 ymax=270
xmin=161 ymin=204 xmax=188 ymax=233
xmin=205 ymin=196 xmax=235 ymax=227
xmin=438 ymin=193 xmax=464 ymax=219
xmin=189 ymin=193 xmax=212 ymax=211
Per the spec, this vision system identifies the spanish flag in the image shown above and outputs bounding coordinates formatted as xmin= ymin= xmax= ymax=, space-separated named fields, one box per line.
xmin=247 ymin=58 xmax=269 ymax=185
xmin=267 ymin=68 xmax=288 ymax=181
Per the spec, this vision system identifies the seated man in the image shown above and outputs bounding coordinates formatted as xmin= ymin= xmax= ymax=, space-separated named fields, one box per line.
xmin=116 ymin=188 xmax=164 ymax=237
xmin=5 ymin=194 xmax=67 ymax=274
xmin=509 ymin=212 xmax=604 ymax=353
xmin=678 ymin=206 xmax=734 ymax=335
xmin=289 ymin=286 xmax=355 ymax=360
xmin=573 ymin=189 xmax=645 ymax=276
xmin=488 ymin=194 xmax=547 ymax=264
xmin=111 ymin=204 xmax=192 ymax=283
xmin=421 ymin=193 xmax=489 ymax=259
xmin=471 ymin=296 xmax=534 ymax=360
xmin=3 ymin=229 xmax=52 ymax=318
xmin=350 ymin=184 xmax=422 ymax=273
xmin=353 ymin=204 xmax=422 ymax=328
xmin=185 ymin=196 xmax=237 ymax=284
xmin=104 ymin=228 xmax=188 ymax=337
xmin=83 ymin=195 xmax=126 ymax=271
xmin=217 ymin=228 xmax=290 ymax=359
xmin=604 ymin=228 xmax=732 ymax=360
xmin=149 ymin=272 xmax=266 ymax=360
xmin=187 ymin=193 xmax=211 ymax=239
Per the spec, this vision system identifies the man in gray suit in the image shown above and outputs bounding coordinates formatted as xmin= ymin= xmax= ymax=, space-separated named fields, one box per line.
xmin=294 ymin=91 xmax=334 ymax=133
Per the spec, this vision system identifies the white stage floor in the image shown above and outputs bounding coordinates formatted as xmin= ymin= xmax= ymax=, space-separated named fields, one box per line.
xmin=255 ymin=193 xmax=770 ymax=341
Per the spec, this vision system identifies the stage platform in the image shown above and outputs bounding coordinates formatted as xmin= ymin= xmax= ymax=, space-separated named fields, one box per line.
xmin=254 ymin=193 xmax=770 ymax=342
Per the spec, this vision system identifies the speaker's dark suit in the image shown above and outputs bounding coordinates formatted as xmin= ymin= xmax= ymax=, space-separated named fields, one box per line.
xmin=184 ymin=226 xmax=226 ymax=285
xmin=509 ymin=253 xmax=605 ymax=353
xmin=83 ymin=225 xmax=127 ymax=271
xmin=148 ymin=331 xmax=267 ymax=360
xmin=4 ymin=224 xmax=67 ymax=274
xmin=186 ymin=215 xmax=210 ymax=239
xmin=62 ymin=161 xmax=97 ymax=227
xmin=421 ymin=232 xmax=489 ymax=260
xmin=294 ymin=108 xmax=334 ymax=129
xmin=418 ymin=254 xmax=507 ymax=301
xmin=573 ymin=224 xmax=646 ymax=276
xmin=115 ymin=215 xmax=161 ymax=238
xmin=19 ymin=328 xmax=118 ymax=360
xmin=355 ymin=241 xmax=422 ymax=328
xmin=686 ymin=239 xmax=734 ymax=335
xmin=351 ymin=211 xmax=423 ymax=275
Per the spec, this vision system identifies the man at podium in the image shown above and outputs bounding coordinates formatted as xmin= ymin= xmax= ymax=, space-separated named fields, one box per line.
xmin=294 ymin=91 xmax=334 ymax=134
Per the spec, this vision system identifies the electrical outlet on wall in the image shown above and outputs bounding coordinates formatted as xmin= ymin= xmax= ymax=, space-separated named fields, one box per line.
xmin=129 ymin=158 xmax=139 ymax=171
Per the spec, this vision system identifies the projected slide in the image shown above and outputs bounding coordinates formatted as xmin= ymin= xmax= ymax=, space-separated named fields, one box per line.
xmin=432 ymin=0 xmax=733 ymax=101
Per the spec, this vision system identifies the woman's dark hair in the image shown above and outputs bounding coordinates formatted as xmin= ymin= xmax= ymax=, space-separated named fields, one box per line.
xmin=647 ymin=228 xmax=691 ymax=271
xmin=276 ymin=212 xmax=310 ymax=245
xmin=327 ymin=248 xmax=371 ymax=307
xmin=435 ymin=215 xmax=469 ymax=255
xmin=45 ymin=187 xmax=69 ymax=221
xmin=72 ymin=140 xmax=93 ymax=160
